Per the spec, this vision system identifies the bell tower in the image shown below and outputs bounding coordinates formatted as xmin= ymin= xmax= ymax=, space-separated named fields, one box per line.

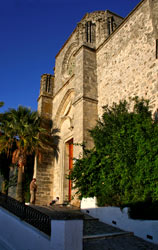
xmin=36 ymin=73 xmax=55 ymax=206
xmin=38 ymin=73 xmax=54 ymax=120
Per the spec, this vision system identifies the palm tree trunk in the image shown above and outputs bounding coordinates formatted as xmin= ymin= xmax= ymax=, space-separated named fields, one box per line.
xmin=1 ymin=180 xmax=6 ymax=194
xmin=16 ymin=166 xmax=24 ymax=202
xmin=33 ymin=155 xmax=37 ymax=178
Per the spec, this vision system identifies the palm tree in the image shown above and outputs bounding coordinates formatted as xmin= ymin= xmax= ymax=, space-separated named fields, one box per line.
xmin=0 ymin=101 xmax=4 ymax=121
xmin=0 ymin=106 xmax=59 ymax=202
xmin=0 ymin=101 xmax=4 ymax=108
xmin=0 ymin=103 xmax=14 ymax=194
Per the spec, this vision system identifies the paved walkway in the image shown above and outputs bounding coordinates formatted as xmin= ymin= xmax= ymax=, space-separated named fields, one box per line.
xmin=83 ymin=216 xmax=158 ymax=250
xmin=34 ymin=204 xmax=158 ymax=250
xmin=83 ymin=235 xmax=158 ymax=250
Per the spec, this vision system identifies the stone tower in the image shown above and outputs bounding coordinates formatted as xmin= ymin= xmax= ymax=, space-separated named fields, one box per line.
xmin=38 ymin=74 xmax=54 ymax=119
xmin=36 ymin=74 xmax=55 ymax=205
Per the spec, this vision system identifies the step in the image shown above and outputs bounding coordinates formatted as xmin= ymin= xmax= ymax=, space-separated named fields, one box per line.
xmin=83 ymin=234 xmax=158 ymax=250
xmin=83 ymin=213 xmax=99 ymax=221
xmin=83 ymin=231 xmax=134 ymax=240
xmin=83 ymin=218 xmax=124 ymax=236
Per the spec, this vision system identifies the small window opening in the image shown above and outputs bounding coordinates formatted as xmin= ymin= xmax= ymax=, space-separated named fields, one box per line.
xmin=45 ymin=75 xmax=51 ymax=93
xmin=108 ymin=16 xmax=114 ymax=35
xmin=86 ymin=21 xmax=92 ymax=43
xmin=147 ymin=235 xmax=153 ymax=240
xmin=112 ymin=220 xmax=117 ymax=225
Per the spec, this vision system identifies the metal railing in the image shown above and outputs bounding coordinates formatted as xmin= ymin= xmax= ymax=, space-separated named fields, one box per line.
xmin=0 ymin=192 xmax=51 ymax=235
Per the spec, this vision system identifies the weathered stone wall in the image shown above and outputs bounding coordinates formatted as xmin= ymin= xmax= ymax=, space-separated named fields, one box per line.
xmin=36 ymin=154 xmax=54 ymax=205
xmin=54 ymin=10 xmax=123 ymax=96
xmin=97 ymin=0 xmax=158 ymax=117
xmin=149 ymin=0 xmax=158 ymax=38
xmin=36 ymin=74 xmax=54 ymax=205
xmin=82 ymin=46 xmax=98 ymax=148
xmin=51 ymin=34 xmax=98 ymax=204
xmin=54 ymin=32 xmax=79 ymax=95
xmin=52 ymin=79 xmax=75 ymax=126
xmin=51 ymin=77 xmax=75 ymax=202
xmin=79 ymin=11 xmax=123 ymax=50
xmin=37 ymin=0 xmax=158 ymax=206
xmin=38 ymin=74 xmax=54 ymax=119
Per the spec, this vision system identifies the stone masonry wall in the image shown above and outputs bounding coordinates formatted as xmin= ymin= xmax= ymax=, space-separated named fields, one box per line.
xmin=36 ymin=153 xmax=55 ymax=205
xmin=37 ymin=0 xmax=158 ymax=206
xmin=36 ymin=74 xmax=54 ymax=205
xmin=54 ymin=10 xmax=123 ymax=96
xmin=50 ymin=9 xmax=123 ymax=204
xmin=51 ymin=77 xmax=75 ymax=202
xmin=54 ymin=30 xmax=78 ymax=95
xmin=97 ymin=0 xmax=158 ymax=117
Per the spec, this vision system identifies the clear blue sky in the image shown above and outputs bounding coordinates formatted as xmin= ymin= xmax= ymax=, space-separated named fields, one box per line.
xmin=0 ymin=0 xmax=141 ymax=113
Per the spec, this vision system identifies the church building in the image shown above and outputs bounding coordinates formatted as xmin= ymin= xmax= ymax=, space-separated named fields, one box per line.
xmin=35 ymin=0 xmax=158 ymax=206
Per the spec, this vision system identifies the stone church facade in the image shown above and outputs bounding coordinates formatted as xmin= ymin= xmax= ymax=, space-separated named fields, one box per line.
xmin=35 ymin=0 xmax=158 ymax=206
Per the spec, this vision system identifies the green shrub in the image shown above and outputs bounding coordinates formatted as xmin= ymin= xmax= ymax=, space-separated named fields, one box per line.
xmin=70 ymin=97 xmax=158 ymax=208
xmin=128 ymin=200 xmax=158 ymax=220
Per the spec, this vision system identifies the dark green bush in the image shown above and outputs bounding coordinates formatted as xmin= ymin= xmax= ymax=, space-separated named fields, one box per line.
xmin=128 ymin=200 xmax=158 ymax=220
xmin=70 ymin=97 xmax=158 ymax=208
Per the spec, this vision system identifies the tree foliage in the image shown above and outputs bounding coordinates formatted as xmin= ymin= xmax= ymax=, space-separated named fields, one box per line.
xmin=0 ymin=106 xmax=60 ymax=201
xmin=70 ymin=97 xmax=158 ymax=206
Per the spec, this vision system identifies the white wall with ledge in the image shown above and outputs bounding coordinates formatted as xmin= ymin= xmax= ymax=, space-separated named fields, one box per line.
xmin=0 ymin=207 xmax=83 ymax=250
xmin=51 ymin=220 xmax=83 ymax=250
xmin=0 ymin=207 xmax=50 ymax=250
xmin=81 ymin=197 xmax=158 ymax=244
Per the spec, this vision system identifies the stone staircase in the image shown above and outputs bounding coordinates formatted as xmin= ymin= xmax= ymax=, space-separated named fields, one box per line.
xmin=83 ymin=213 xmax=129 ymax=237
xmin=83 ymin=214 xmax=158 ymax=250
xmin=28 ymin=204 xmax=158 ymax=250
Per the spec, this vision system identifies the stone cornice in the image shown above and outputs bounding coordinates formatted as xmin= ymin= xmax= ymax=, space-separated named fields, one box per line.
xmin=37 ymin=94 xmax=53 ymax=102
xmin=73 ymin=96 xmax=98 ymax=106
xmin=74 ymin=44 xmax=96 ymax=57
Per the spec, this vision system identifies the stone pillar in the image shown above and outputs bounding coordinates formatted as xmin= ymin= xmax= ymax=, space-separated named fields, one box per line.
xmin=73 ymin=45 xmax=98 ymax=156
xmin=71 ymin=45 xmax=98 ymax=206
